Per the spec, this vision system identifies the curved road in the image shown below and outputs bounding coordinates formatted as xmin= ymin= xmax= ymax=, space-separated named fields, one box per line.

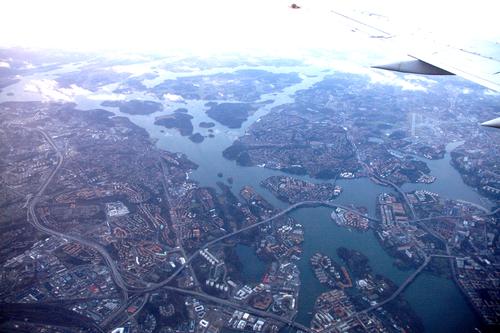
xmin=26 ymin=129 xmax=130 ymax=330
xmin=29 ymin=130 xmax=128 ymax=296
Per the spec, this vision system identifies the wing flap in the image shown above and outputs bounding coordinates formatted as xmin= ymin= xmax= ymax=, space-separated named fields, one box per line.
xmin=372 ymin=59 xmax=453 ymax=75
xmin=409 ymin=50 xmax=500 ymax=92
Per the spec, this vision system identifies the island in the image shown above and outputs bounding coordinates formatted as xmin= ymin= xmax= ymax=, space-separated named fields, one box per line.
xmin=101 ymin=99 xmax=163 ymax=115
xmin=205 ymin=102 xmax=258 ymax=129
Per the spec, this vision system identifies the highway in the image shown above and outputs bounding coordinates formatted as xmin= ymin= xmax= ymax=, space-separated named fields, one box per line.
xmin=26 ymin=129 xmax=130 ymax=329
xmin=30 ymin=131 xmax=129 ymax=295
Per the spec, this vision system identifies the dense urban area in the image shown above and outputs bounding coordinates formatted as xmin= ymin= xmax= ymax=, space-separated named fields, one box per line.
xmin=0 ymin=48 xmax=499 ymax=333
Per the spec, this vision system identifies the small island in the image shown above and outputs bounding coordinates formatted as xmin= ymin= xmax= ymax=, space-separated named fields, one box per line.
xmin=188 ymin=133 xmax=204 ymax=143
xmin=199 ymin=121 xmax=215 ymax=128
xmin=310 ymin=252 xmax=352 ymax=288
xmin=101 ymin=99 xmax=163 ymax=115
xmin=261 ymin=176 xmax=342 ymax=204
xmin=154 ymin=111 xmax=193 ymax=136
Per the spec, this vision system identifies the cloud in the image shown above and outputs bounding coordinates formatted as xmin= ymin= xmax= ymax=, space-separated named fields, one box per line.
xmin=112 ymin=63 xmax=155 ymax=76
xmin=164 ymin=93 xmax=184 ymax=102
xmin=87 ymin=93 xmax=126 ymax=101
xmin=403 ymin=74 xmax=437 ymax=85
xmin=327 ymin=58 xmax=428 ymax=91
xmin=24 ymin=79 xmax=91 ymax=101
xmin=368 ymin=70 xmax=428 ymax=91
xmin=0 ymin=61 xmax=10 ymax=68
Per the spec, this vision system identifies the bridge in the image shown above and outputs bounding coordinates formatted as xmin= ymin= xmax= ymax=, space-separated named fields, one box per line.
xmin=317 ymin=254 xmax=463 ymax=333
xmin=133 ymin=200 xmax=379 ymax=294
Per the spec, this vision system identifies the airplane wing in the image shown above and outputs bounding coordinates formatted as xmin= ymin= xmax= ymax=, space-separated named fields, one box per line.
xmin=373 ymin=45 xmax=500 ymax=129
xmin=295 ymin=1 xmax=500 ymax=128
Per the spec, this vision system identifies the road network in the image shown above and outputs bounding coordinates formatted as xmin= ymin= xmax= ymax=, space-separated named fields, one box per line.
xmin=24 ymin=129 xmax=495 ymax=332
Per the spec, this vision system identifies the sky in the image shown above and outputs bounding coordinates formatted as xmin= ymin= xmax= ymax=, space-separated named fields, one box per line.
xmin=0 ymin=0 xmax=498 ymax=103
xmin=0 ymin=0 xmax=498 ymax=57
xmin=0 ymin=0 xmax=331 ymax=54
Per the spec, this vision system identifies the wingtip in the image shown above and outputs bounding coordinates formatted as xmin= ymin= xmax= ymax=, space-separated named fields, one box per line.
xmin=481 ymin=117 xmax=500 ymax=129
